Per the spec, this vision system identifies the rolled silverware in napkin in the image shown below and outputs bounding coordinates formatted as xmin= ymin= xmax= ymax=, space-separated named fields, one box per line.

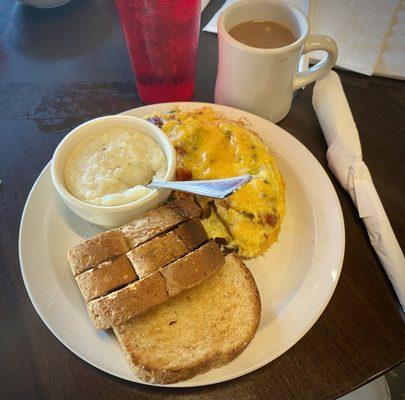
xmin=313 ymin=71 xmax=405 ymax=311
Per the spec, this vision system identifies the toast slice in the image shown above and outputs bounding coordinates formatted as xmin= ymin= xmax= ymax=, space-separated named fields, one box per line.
xmin=173 ymin=218 xmax=208 ymax=250
xmin=75 ymin=255 xmax=137 ymax=301
xmin=87 ymin=271 xmax=169 ymax=329
xmin=120 ymin=198 xmax=201 ymax=248
xmin=74 ymin=219 xmax=207 ymax=303
xmin=160 ymin=240 xmax=223 ymax=297
xmin=87 ymin=240 xmax=224 ymax=329
xmin=68 ymin=198 xmax=200 ymax=277
xmin=113 ymin=253 xmax=261 ymax=384
xmin=126 ymin=219 xmax=208 ymax=279
xmin=68 ymin=230 xmax=129 ymax=277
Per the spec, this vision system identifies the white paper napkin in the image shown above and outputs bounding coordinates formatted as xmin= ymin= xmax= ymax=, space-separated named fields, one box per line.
xmin=201 ymin=0 xmax=211 ymax=12
xmin=203 ymin=0 xmax=236 ymax=33
xmin=310 ymin=0 xmax=399 ymax=76
xmin=374 ymin=0 xmax=405 ymax=79
xmin=313 ymin=71 xmax=405 ymax=311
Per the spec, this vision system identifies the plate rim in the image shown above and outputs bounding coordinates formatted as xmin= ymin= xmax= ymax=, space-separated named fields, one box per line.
xmin=19 ymin=101 xmax=345 ymax=387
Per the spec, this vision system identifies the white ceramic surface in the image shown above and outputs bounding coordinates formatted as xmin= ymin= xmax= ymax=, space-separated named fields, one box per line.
xmin=19 ymin=102 xmax=344 ymax=387
xmin=214 ymin=0 xmax=337 ymax=123
xmin=51 ymin=115 xmax=176 ymax=228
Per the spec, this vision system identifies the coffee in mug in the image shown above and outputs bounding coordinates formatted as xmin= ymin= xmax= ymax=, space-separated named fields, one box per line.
xmin=228 ymin=20 xmax=296 ymax=49
xmin=214 ymin=0 xmax=338 ymax=123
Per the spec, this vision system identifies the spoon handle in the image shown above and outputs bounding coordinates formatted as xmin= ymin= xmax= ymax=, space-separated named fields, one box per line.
xmin=147 ymin=174 xmax=252 ymax=199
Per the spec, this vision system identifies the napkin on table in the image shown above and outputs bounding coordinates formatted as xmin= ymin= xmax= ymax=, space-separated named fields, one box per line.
xmin=374 ymin=0 xmax=405 ymax=79
xmin=310 ymin=0 xmax=400 ymax=76
xmin=313 ymin=71 xmax=405 ymax=311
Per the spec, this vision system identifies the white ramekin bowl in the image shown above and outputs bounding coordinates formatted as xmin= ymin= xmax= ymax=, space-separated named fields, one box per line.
xmin=51 ymin=115 xmax=176 ymax=228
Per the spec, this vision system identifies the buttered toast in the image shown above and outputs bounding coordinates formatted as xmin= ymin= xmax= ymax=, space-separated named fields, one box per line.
xmin=87 ymin=240 xmax=224 ymax=329
xmin=113 ymin=253 xmax=261 ymax=384
xmin=67 ymin=196 xmax=261 ymax=383
xmin=68 ymin=198 xmax=228 ymax=329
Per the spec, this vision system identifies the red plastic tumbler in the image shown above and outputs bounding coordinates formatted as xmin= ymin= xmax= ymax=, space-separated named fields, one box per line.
xmin=115 ymin=0 xmax=201 ymax=104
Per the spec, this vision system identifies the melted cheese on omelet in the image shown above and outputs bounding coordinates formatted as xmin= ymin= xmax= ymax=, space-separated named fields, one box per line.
xmin=147 ymin=107 xmax=285 ymax=258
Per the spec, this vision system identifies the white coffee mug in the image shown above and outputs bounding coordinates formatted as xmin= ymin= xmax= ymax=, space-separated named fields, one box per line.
xmin=214 ymin=0 xmax=338 ymax=123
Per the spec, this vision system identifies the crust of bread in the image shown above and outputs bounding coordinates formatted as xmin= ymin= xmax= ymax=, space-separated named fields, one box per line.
xmin=113 ymin=253 xmax=261 ymax=384
xmin=75 ymin=255 xmax=137 ymax=301
xmin=68 ymin=230 xmax=129 ymax=276
xmin=87 ymin=240 xmax=224 ymax=329
xmin=160 ymin=240 xmax=224 ymax=297
xmin=87 ymin=271 xmax=168 ymax=329
xmin=122 ymin=343 xmax=248 ymax=384
xmin=126 ymin=219 xmax=208 ymax=279
xmin=120 ymin=198 xmax=201 ymax=248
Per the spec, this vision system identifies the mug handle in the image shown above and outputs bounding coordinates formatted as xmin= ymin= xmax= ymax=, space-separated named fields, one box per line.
xmin=293 ymin=35 xmax=338 ymax=91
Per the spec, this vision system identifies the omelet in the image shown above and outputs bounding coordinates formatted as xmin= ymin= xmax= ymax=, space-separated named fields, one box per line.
xmin=146 ymin=107 xmax=285 ymax=258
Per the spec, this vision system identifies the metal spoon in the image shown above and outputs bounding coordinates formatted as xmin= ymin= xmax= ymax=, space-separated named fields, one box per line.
xmin=147 ymin=174 xmax=252 ymax=199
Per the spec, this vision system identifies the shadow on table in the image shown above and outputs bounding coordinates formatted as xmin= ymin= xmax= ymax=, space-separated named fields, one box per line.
xmin=8 ymin=0 xmax=115 ymax=60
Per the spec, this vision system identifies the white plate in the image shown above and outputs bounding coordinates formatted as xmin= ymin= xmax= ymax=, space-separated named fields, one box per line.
xmin=19 ymin=102 xmax=344 ymax=387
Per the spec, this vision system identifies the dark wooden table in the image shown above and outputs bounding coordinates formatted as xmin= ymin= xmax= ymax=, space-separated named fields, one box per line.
xmin=0 ymin=1 xmax=404 ymax=399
